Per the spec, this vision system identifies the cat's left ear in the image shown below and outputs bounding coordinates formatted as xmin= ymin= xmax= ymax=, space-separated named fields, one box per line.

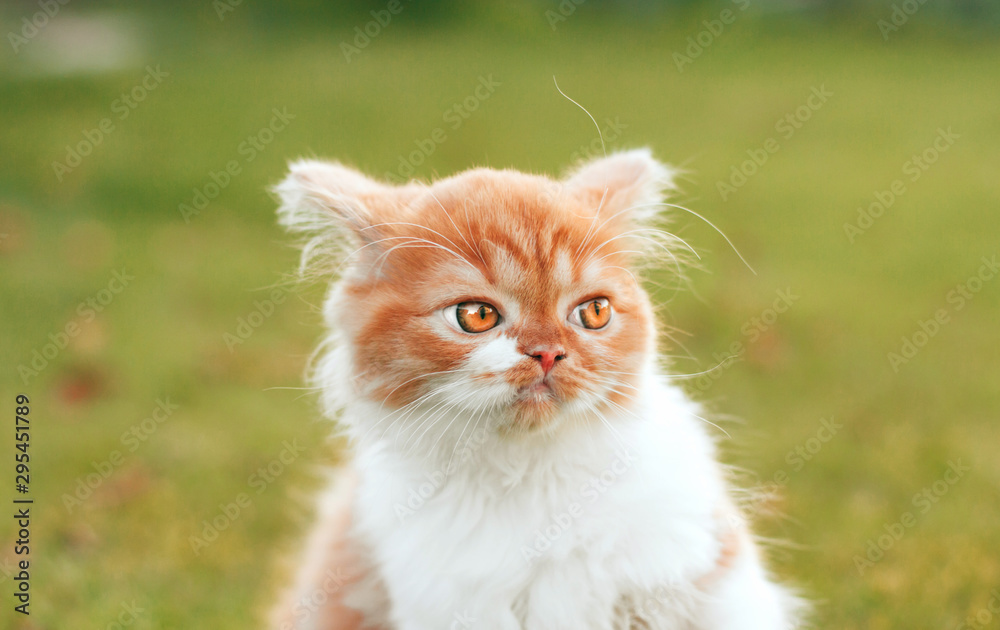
xmin=563 ymin=148 xmax=676 ymax=224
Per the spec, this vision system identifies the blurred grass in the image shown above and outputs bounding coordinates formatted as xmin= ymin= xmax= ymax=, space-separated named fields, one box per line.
xmin=1 ymin=4 xmax=999 ymax=629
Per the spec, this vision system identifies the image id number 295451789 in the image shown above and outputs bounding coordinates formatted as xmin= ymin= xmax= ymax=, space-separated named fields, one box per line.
xmin=14 ymin=394 xmax=31 ymax=615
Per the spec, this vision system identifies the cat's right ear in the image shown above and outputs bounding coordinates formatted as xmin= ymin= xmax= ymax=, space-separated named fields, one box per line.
xmin=274 ymin=159 xmax=414 ymax=276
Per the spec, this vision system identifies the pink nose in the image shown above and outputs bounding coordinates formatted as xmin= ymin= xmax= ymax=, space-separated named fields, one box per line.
xmin=527 ymin=347 xmax=566 ymax=375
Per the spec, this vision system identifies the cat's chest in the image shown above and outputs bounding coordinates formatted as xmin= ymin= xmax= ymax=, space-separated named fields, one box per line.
xmin=361 ymin=435 xmax=717 ymax=582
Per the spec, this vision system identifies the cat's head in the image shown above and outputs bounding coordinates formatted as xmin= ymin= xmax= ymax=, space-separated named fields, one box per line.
xmin=276 ymin=149 xmax=680 ymax=440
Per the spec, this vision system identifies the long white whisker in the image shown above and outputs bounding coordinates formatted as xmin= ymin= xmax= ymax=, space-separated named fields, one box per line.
xmin=625 ymin=201 xmax=756 ymax=275
xmin=588 ymin=228 xmax=700 ymax=261
xmin=361 ymin=221 xmax=470 ymax=261
xmin=442 ymin=401 xmax=481 ymax=466
xmin=399 ymin=384 xmax=481 ymax=452
xmin=394 ymin=390 xmax=464 ymax=449
xmin=378 ymin=368 xmax=472 ymax=412
xmin=373 ymin=239 xmax=479 ymax=275
xmin=449 ymin=409 xmax=488 ymax=472
xmin=337 ymin=234 xmax=416 ymax=272
xmin=553 ymin=76 xmax=606 ymax=159
xmin=406 ymin=388 xmax=482 ymax=456
xmin=360 ymin=380 xmax=467 ymax=445
xmin=587 ymin=236 xmax=685 ymax=287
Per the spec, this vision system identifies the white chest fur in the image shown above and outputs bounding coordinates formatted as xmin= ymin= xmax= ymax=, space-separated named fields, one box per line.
xmin=344 ymin=379 xmax=765 ymax=629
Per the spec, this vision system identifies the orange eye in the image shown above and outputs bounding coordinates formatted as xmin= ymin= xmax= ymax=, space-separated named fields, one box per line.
xmin=574 ymin=297 xmax=612 ymax=330
xmin=455 ymin=302 xmax=500 ymax=333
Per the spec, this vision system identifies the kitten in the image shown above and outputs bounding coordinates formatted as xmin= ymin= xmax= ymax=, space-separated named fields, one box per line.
xmin=269 ymin=150 xmax=803 ymax=629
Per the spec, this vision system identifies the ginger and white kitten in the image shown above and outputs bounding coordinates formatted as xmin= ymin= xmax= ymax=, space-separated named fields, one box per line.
xmin=270 ymin=150 xmax=803 ymax=630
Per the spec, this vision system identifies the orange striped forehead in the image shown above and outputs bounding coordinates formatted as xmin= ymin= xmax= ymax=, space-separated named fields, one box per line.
xmin=363 ymin=171 xmax=634 ymax=289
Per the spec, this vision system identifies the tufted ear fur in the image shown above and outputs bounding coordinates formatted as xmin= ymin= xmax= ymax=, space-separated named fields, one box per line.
xmin=274 ymin=159 xmax=420 ymax=276
xmin=563 ymin=148 xmax=676 ymax=225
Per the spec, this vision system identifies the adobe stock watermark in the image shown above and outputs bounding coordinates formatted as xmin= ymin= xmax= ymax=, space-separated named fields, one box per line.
xmin=692 ymin=287 xmax=799 ymax=392
xmin=51 ymin=65 xmax=170 ymax=182
xmin=276 ymin=568 xmax=349 ymax=630
xmin=102 ymin=600 xmax=145 ymax=630
xmin=189 ymin=438 xmax=306 ymax=555
xmin=447 ymin=610 xmax=477 ymax=629
xmin=844 ymin=127 xmax=959 ymax=243
xmin=341 ymin=0 xmax=411 ymax=62
xmin=545 ymin=0 xmax=587 ymax=30
xmin=7 ymin=0 xmax=71 ymax=54
xmin=625 ymin=581 xmax=681 ymax=627
xmin=716 ymin=85 xmax=832 ymax=201
xmin=877 ymin=0 xmax=930 ymax=41
xmin=223 ymin=286 xmax=290 ymax=352
xmin=853 ymin=458 xmax=969 ymax=575
xmin=383 ymin=75 xmax=500 ymax=184
xmin=18 ymin=268 xmax=134 ymax=384
xmin=568 ymin=117 xmax=627 ymax=164
xmin=61 ymin=397 xmax=180 ymax=514
xmin=178 ymin=106 xmax=295 ymax=223
xmin=673 ymin=0 xmax=751 ymax=72
xmin=887 ymin=254 xmax=997 ymax=372
xmin=955 ymin=589 xmax=1000 ymax=630
xmin=520 ymin=447 xmax=638 ymax=565
xmin=213 ymin=0 xmax=243 ymax=21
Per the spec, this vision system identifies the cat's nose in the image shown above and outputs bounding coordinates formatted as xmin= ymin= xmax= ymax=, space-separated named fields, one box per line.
xmin=526 ymin=346 xmax=566 ymax=375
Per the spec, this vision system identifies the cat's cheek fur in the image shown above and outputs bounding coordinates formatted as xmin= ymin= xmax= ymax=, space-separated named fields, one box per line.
xmin=350 ymin=309 xmax=473 ymax=408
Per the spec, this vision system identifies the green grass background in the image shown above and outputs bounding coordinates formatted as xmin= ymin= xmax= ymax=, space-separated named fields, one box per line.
xmin=1 ymin=3 xmax=998 ymax=628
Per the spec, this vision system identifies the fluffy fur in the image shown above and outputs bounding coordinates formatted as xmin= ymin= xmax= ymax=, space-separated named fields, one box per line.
xmin=269 ymin=150 xmax=803 ymax=629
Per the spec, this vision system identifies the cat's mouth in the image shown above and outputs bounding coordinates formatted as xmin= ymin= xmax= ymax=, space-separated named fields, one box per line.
xmin=509 ymin=378 xmax=562 ymax=429
xmin=515 ymin=377 xmax=559 ymax=405
xmin=524 ymin=381 xmax=552 ymax=395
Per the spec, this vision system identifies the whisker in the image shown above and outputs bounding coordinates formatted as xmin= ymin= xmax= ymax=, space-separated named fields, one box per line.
xmin=687 ymin=412 xmax=732 ymax=440
xmin=589 ymin=227 xmax=700 ymax=262
xmin=378 ymin=367 xmax=473 ymax=412
xmin=372 ymin=239 xmax=479 ymax=276
xmin=442 ymin=401 xmax=481 ymax=466
xmin=398 ymin=383 xmax=484 ymax=453
xmin=394 ymin=390 xmax=463 ymax=449
xmin=586 ymin=234 xmax=686 ymax=290
xmin=361 ymin=221 xmax=466 ymax=257
xmin=553 ymin=76 xmax=606 ymax=159
xmin=422 ymin=187 xmax=486 ymax=267
xmin=624 ymin=201 xmax=756 ymax=276
xmin=573 ymin=186 xmax=611 ymax=263
xmin=665 ymin=357 xmax=740 ymax=380
xmin=360 ymin=380 xmax=467 ymax=445
xmin=406 ymin=388 xmax=481 ymax=456
xmin=445 ymin=398 xmax=494 ymax=470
